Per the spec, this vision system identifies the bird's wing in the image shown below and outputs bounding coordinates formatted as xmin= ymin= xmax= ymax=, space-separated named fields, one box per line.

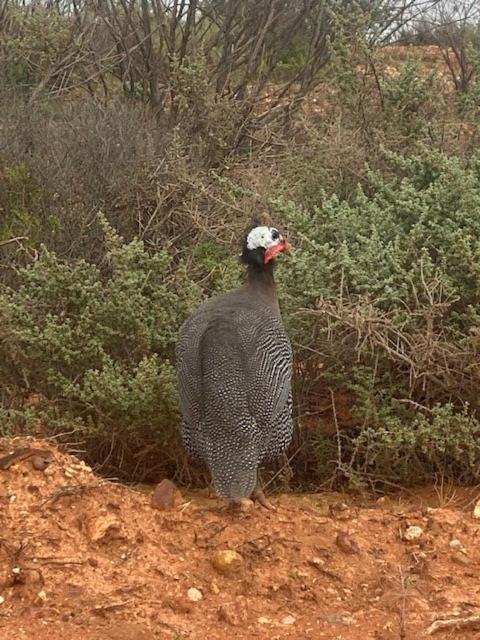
xmin=234 ymin=307 xmax=293 ymax=427
xmin=175 ymin=296 xmax=293 ymax=429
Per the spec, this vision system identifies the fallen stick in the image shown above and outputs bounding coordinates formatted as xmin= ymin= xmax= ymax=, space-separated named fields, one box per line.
xmin=32 ymin=557 xmax=88 ymax=566
xmin=40 ymin=481 xmax=107 ymax=507
xmin=92 ymin=600 xmax=131 ymax=613
xmin=426 ymin=615 xmax=480 ymax=635
xmin=0 ymin=447 xmax=52 ymax=470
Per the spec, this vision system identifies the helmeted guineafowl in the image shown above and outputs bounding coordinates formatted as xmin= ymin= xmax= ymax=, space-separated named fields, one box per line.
xmin=175 ymin=223 xmax=293 ymax=510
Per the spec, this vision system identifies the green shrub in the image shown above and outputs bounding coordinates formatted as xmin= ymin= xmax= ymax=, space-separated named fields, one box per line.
xmin=1 ymin=9 xmax=70 ymax=88
xmin=381 ymin=57 xmax=437 ymax=138
xmin=0 ymin=219 xmax=203 ymax=479
xmin=350 ymin=403 xmax=480 ymax=487
xmin=273 ymin=148 xmax=480 ymax=488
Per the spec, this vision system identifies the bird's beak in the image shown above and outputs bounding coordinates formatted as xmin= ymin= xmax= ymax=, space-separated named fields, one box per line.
xmin=264 ymin=237 xmax=292 ymax=264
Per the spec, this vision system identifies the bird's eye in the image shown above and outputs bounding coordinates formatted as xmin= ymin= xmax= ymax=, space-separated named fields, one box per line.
xmin=271 ymin=229 xmax=280 ymax=240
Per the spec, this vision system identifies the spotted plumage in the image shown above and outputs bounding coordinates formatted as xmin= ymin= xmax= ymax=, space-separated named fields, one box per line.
xmin=175 ymin=225 xmax=293 ymax=508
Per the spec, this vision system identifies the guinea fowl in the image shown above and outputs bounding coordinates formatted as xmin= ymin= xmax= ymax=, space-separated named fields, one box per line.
xmin=175 ymin=224 xmax=293 ymax=510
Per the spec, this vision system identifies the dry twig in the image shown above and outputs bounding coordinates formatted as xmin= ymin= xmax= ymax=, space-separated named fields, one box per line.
xmin=426 ymin=615 xmax=480 ymax=634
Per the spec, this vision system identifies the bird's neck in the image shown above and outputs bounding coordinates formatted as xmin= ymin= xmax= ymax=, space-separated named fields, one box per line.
xmin=244 ymin=263 xmax=280 ymax=313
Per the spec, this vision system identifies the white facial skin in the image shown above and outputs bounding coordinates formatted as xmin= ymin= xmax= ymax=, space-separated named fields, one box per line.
xmin=246 ymin=226 xmax=282 ymax=250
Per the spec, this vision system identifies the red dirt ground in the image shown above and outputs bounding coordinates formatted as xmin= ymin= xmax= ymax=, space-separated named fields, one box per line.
xmin=1 ymin=437 xmax=480 ymax=640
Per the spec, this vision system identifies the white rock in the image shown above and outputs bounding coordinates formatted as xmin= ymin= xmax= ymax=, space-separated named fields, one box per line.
xmin=281 ymin=615 xmax=296 ymax=625
xmin=0 ymin=595 xmax=5 ymax=605
xmin=187 ymin=587 xmax=203 ymax=602
xmin=449 ymin=539 xmax=463 ymax=550
xmin=472 ymin=501 xmax=480 ymax=519
xmin=37 ymin=590 xmax=47 ymax=603
xmin=404 ymin=525 xmax=423 ymax=541
xmin=309 ymin=557 xmax=325 ymax=568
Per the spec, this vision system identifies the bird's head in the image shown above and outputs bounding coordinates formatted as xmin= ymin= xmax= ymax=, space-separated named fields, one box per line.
xmin=240 ymin=224 xmax=292 ymax=268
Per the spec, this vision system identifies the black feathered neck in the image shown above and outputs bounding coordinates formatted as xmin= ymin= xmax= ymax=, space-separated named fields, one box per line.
xmin=240 ymin=250 xmax=278 ymax=312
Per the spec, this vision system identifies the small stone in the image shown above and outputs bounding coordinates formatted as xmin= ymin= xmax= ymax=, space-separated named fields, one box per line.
xmin=403 ymin=525 xmax=423 ymax=541
xmin=87 ymin=514 xmax=123 ymax=542
xmin=211 ymin=549 xmax=244 ymax=576
xmin=88 ymin=557 xmax=99 ymax=568
xmin=31 ymin=456 xmax=49 ymax=471
xmin=0 ymin=596 xmax=5 ymax=605
xmin=167 ymin=596 xmax=192 ymax=614
xmin=335 ymin=531 xmax=361 ymax=554
xmin=210 ymin=580 xmax=220 ymax=595
xmin=473 ymin=501 xmax=480 ymax=519
xmin=449 ymin=539 xmax=463 ymax=550
xmin=451 ymin=550 xmax=469 ymax=566
xmin=315 ymin=498 xmax=331 ymax=516
xmin=151 ymin=479 xmax=183 ymax=511
xmin=9 ymin=494 xmax=16 ymax=503
xmin=218 ymin=601 xmax=247 ymax=626
xmin=187 ymin=587 xmax=203 ymax=602
xmin=258 ymin=617 xmax=272 ymax=625
xmin=37 ymin=590 xmax=47 ymax=603
xmin=281 ymin=614 xmax=296 ymax=625
xmin=309 ymin=557 xmax=325 ymax=569
xmin=321 ymin=613 xmax=354 ymax=625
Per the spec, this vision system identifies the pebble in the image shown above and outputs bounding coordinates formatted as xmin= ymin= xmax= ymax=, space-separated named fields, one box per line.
xmin=449 ymin=539 xmax=463 ymax=550
xmin=403 ymin=525 xmax=423 ymax=541
xmin=187 ymin=587 xmax=203 ymax=602
xmin=472 ymin=501 xmax=480 ymax=519
xmin=257 ymin=617 xmax=272 ymax=625
xmin=451 ymin=550 xmax=469 ymax=566
xmin=87 ymin=513 xmax=123 ymax=542
xmin=0 ymin=596 xmax=5 ymax=605
xmin=211 ymin=549 xmax=244 ymax=576
xmin=321 ymin=613 xmax=354 ymax=625
xmin=336 ymin=531 xmax=361 ymax=554
xmin=281 ymin=614 xmax=296 ymax=625
xmin=31 ymin=455 xmax=49 ymax=471
xmin=218 ymin=600 xmax=247 ymax=626
xmin=151 ymin=479 xmax=183 ymax=511
xmin=309 ymin=556 xmax=325 ymax=568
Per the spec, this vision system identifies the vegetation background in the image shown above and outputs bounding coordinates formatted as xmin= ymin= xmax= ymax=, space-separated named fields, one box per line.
xmin=1 ymin=0 xmax=479 ymax=492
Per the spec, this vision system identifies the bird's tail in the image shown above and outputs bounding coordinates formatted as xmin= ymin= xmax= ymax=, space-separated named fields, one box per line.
xmin=205 ymin=423 xmax=259 ymax=501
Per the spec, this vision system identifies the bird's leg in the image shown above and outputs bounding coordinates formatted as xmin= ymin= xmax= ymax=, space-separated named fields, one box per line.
xmin=251 ymin=473 xmax=276 ymax=511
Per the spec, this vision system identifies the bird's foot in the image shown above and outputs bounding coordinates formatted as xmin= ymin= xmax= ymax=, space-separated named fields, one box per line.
xmin=229 ymin=497 xmax=254 ymax=513
xmin=251 ymin=488 xmax=276 ymax=511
